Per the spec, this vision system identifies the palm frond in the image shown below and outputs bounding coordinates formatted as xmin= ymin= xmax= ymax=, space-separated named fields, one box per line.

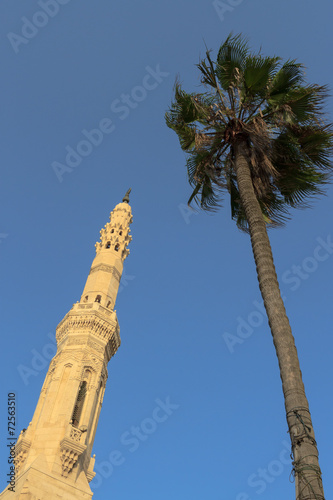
xmin=285 ymin=84 xmax=329 ymax=123
xmin=197 ymin=50 xmax=218 ymax=89
xmin=269 ymin=60 xmax=305 ymax=98
xmin=279 ymin=125 xmax=333 ymax=172
xmin=265 ymin=84 xmax=330 ymax=125
xmin=243 ymin=55 xmax=280 ymax=96
xmin=278 ymin=168 xmax=327 ymax=209
xmin=187 ymin=182 xmax=202 ymax=205
xmin=166 ymin=83 xmax=213 ymax=128
xmin=216 ymin=33 xmax=249 ymax=90
xmin=297 ymin=125 xmax=333 ymax=170
xmin=200 ymin=176 xmax=222 ymax=211
xmin=186 ymin=174 xmax=222 ymax=212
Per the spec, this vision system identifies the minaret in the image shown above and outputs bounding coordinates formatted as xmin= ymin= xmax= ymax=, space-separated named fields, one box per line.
xmin=1 ymin=192 xmax=133 ymax=499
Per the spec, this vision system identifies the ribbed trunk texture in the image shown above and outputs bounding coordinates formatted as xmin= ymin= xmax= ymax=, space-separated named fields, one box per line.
xmin=234 ymin=140 xmax=324 ymax=500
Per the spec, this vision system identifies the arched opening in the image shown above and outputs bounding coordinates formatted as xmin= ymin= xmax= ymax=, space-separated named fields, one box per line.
xmin=71 ymin=381 xmax=87 ymax=428
xmin=106 ymin=241 xmax=111 ymax=248
xmin=95 ymin=295 xmax=101 ymax=303
xmin=119 ymin=230 xmax=122 ymax=236
xmin=115 ymin=244 xmax=120 ymax=251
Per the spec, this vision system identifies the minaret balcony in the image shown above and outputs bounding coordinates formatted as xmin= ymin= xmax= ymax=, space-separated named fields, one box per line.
xmin=73 ymin=300 xmax=118 ymax=320
xmin=56 ymin=303 xmax=121 ymax=360
xmin=59 ymin=424 xmax=87 ymax=477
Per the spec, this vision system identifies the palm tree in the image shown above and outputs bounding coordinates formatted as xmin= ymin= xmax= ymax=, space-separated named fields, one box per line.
xmin=165 ymin=34 xmax=332 ymax=500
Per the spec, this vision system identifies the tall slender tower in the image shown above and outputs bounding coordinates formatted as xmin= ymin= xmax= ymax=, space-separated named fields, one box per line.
xmin=1 ymin=192 xmax=133 ymax=499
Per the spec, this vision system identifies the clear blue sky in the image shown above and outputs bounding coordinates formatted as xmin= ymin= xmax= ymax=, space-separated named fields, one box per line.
xmin=1 ymin=1 xmax=332 ymax=499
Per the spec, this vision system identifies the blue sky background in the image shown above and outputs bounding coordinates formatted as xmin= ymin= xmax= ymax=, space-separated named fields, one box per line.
xmin=0 ymin=1 xmax=332 ymax=499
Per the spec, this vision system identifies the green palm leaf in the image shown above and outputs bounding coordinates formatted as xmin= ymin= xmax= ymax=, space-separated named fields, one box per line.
xmin=216 ymin=33 xmax=249 ymax=90
xmin=165 ymin=33 xmax=333 ymax=230
xmin=269 ymin=60 xmax=305 ymax=98
xmin=243 ymin=55 xmax=280 ymax=96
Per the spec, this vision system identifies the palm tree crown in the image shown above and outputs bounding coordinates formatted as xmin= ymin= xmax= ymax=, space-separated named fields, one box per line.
xmin=166 ymin=34 xmax=332 ymax=231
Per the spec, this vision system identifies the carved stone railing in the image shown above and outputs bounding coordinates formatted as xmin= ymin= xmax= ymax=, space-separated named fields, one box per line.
xmin=60 ymin=425 xmax=86 ymax=477
xmin=70 ymin=427 xmax=82 ymax=442
xmin=77 ymin=303 xmax=93 ymax=310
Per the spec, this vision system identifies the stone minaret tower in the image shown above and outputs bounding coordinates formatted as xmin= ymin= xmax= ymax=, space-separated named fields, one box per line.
xmin=1 ymin=192 xmax=133 ymax=499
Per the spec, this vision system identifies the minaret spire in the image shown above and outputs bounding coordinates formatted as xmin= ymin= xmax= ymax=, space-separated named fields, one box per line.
xmin=122 ymin=187 xmax=131 ymax=203
xmin=1 ymin=195 xmax=133 ymax=499
xmin=83 ymin=194 xmax=133 ymax=310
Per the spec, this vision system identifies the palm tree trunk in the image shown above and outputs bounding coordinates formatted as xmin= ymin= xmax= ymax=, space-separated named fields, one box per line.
xmin=234 ymin=139 xmax=325 ymax=500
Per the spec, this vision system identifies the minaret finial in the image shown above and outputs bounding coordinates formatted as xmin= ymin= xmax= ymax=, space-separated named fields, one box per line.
xmin=122 ymin=188 xmax=131 ymax=203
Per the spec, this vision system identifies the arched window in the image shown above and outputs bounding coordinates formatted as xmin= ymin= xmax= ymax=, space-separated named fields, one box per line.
xmin=111 ymin=229 xmax=114 ymax=234
xmin=95 ymin=295 xmax=101 ymax=303
xmin=106 ymin=241 xmax=111 ymax=249
xmin=106 ymin=300 xmax=112 ymax=309
xmin=83 ymin=295 xmax=88 ymax=303
xmin=72 ymin=381 xmax=87 ymax=428
xmin=115 ymin=244 xmax=119 ymax=251
xmin=119 ymin=231 xmax=122 ymax=236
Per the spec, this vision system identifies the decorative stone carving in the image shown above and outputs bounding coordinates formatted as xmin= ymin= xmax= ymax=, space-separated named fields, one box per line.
xmin=15 ymin=435 xmax=31 ymax=477
xmin=70 ymin=427 xmax=82 ymax=442
xmin=67 ymin=338 xmax=86 ymax=346
xmin=81 ymin=357 xmax=100 ymax=371
xmin=60 ymin=434 xmax=86 ymax=477
xmin=56 ymin=314 xmax=120 ymax=358
xmin=91 ymin=356 xmax=99 ymax=366
xmin=87 ymin=339 xmax=104 ymax=354
xmin=88 ymin=264 xmax=121 ymax=284
xmin=94 ymin=202 xmax=132 ymax=262
xmin=89 ymin=264 xmax=112 ymax=275
xmin=105 ymin=327 xmax=121 ymax=362
xmin=98 ymin=305 xmax=113 ymax=316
